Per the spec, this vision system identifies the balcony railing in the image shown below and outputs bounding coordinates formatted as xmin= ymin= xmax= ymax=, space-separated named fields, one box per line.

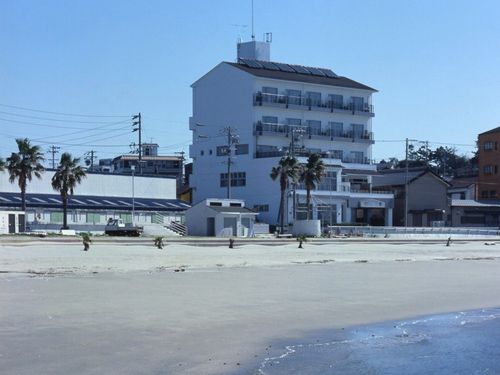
xmin=253 ymin=92 xmax=375 ymax=116
xmin=254 ymin=121 xmax=374 ymax=143
xmin=254 ymin=148 xmax=373 ymax=165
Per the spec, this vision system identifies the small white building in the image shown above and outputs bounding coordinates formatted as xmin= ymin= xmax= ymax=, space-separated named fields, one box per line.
xmin=186 ymin=198 xmax=258 ymax=237
xmin=0 ymin=210 xmax=25 ymax=234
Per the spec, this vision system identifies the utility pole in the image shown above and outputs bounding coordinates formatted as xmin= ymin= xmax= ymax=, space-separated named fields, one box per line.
xmin=174 ymin=151 xmax=186 ymax=193
xmin=221 ymin=127 xmax=239 ymax=199
xmin=48 ymin=145 xmax=60 ymax=169
xmin=132 ymin=113 xmax=142 ymax=174
xmin=405 ymin=138 xmax=418 ymax=228
xmin=290 ymin=127 xmax=305 ymax=221
xmin=84 ymin=150 xmax=97 ymax=171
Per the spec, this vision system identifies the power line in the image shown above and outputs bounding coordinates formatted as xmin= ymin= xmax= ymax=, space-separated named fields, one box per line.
xmin=0 ymin=103 xmax=130 ymax=118
xmin=0 ymin=110 xmax=131 ymax=124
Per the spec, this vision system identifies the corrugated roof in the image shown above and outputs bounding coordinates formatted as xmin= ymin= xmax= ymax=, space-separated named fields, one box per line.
xmin=0 ymin=193 xmax=190 ymax=212
xmin=451 ymin=199 xmax=500 ymax=208
xmin=227 ymin=62 xmax=377 ymax=91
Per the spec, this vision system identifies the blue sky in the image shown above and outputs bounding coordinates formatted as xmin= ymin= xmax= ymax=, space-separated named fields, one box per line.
xmin=1 ymin=0 xmax=499 ymax=165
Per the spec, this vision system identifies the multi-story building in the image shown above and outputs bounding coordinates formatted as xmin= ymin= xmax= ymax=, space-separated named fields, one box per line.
xmin=189 ymin=40 xmax=393 ymax=227
xmin=477 ymin=127 xmax=500 ymax=199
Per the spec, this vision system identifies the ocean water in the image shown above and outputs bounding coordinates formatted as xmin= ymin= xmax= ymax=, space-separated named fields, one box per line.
xmin=258 ymin=308 xmax=500 ymax=375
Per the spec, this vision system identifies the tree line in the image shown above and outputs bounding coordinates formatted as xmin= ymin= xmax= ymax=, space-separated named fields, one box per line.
xmin=0 ymin=138 xmax=86 ymax=230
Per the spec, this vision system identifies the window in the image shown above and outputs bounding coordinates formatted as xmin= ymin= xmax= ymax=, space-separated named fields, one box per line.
xmin=351 ymin=124 xmax=365 ymax=138
xmin=484 ymin=141 xmax=494 ymax=151
xmin=209 ymin=202 xmax=222 ymax=206
xmin=209 ymin=149 xmax=213 ymax=155
xmin=253 ymin=204 xmax=269 ymax=212
xmin=496 ymin=165 xmax=499 ymax=174
xmin=217 ymin=146 xmax=229 ymax=156
xmin=262 ymin=87 xmax=278 ymax=103
xmin=50 ymin=212 xmax=63 ymax=223
xmin=328 ymin=94 xmax=343 ymax=109
xmin=230 ymin=202 xmax=242 ymax=207
xmin=262 ymin=116 xmax=278 ymax=124
xmin=484 ymin=165 xmax=493 ymax=175
xmin=287 ymin=118 xmax=302 ymax=126
xmin=220 ymin=172 xmax=246 ymax=187
xmin=306 ymin=92 xmax=321 ymax=107
xmin=235 ymin=144 xmax=249 ymax=155
xmin=351 ymin=96 xmax=364 ymax=111
xmin=329 ymin=150 xmax=343 ymax=160
xmin=307 ymin=120 xmax=321 ymax=135
xmin=287 ymin=89 xmax=302 ymax=105
xmin=329 ymin=122 xmax=343 ymax=137
xmin=481 ymin=191 xmax=489 ymax=198
xmin=86 ymin=212 xmax=101 ymax=224
xmin=200 ymin=150 xmax=204 ymax=156
xmin=147 ymin=161 xmax=153 ymax=167
xmin=351 ymin=151 xmax=364 ymax=163
xmin=490 ymin=191 xmax=497 ymax=198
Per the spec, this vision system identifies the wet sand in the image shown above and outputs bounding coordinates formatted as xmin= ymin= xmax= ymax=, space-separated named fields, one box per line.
xmin=1 ymin=240 xmax=500 ymax=374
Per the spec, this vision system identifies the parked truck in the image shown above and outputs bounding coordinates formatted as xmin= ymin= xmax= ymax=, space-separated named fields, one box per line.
xmin=104 ymin=219 xmax=143 ymax=237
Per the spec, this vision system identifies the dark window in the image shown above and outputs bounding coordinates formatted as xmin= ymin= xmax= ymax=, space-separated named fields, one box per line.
xmin=220 ymin=172 xmax=246 ymax=187
xmin=328 ymin=94 xmax=343 ymax=109
xmin=484 ymin=165 xmax=493 ymax=175
xmin=481 ymin=190 xmax=489 ymax=198
xmin=217 ymin=146 xmax=229 ymax=156
xmin=200 ymin=150 xmax=204 ymax=156
xmin=209 ymin=202 xmax=222 ymax=206
xmin=235 ymin=144 xmax=249 ymax=155
xmin=490 ymin=190 xmax=497 ymax=198
xmin=209 ymin=149 xmax=213 ymax=155
xmin=230 ymin=203 xmax=242 ymax=207
xmin=484 ymin=141 xmax=494 ymax=151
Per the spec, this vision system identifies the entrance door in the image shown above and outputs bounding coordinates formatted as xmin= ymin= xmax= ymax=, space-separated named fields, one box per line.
xmin=8 ymin=214 xmax=16 ymax=233
xmin=18 ymin=214 xmax=25 ymax=233
xmin=207 ymin=217 xmax=215 ymax=236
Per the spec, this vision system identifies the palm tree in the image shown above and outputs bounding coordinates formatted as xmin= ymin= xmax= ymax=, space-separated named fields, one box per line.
xmin=299 ymin=153 xmax=325 ymax=220
xmin=6 ymin=138 xmax=45 ymax=212
xmin=270 ymin=155 xmax=300 ymax=233
xmin=51 ymin=152 xmax=86 ymax=229
xmin=0 ymin=158 xmax=5 ymax=171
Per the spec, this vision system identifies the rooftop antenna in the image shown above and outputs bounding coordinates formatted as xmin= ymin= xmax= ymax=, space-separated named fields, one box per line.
xmin=251 ymin=0 xmax=255 ymax=40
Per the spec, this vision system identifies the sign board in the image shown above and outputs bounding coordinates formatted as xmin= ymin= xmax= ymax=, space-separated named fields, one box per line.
xmin=359 ymin=200 xmax=385 ymax=208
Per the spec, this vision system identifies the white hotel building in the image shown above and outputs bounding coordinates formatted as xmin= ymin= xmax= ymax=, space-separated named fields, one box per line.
xmin=189 ymin=40 xmax=393 ymax=227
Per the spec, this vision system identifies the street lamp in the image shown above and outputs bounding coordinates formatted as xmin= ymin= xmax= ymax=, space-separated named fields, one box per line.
xmin=131 ymin=165 xmax=135 ymax=225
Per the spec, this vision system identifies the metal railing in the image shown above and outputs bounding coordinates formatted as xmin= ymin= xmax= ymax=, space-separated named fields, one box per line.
xmin=254 ymin=122 xmax=374 ymax=142
xmin=253 ymin=92 xmax=375 ymax=115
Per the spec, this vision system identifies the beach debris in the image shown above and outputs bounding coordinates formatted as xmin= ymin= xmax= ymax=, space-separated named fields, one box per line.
xmin=446 ymin=237 xmax=451 ymax=247
xmin=297 ymin=234 xmax=307 ymax=248
xmin=154 ymin=236 xmax=164 ymax=249
xmin=484 ymin=242 xmax=496 ymax=246
xmin=354 ymin=260 xmax=368 ymax=263
xmin=229 ymin=238 xmax=234 ymax=248
xmin=81 ymin=232 xmax=92 ymax=251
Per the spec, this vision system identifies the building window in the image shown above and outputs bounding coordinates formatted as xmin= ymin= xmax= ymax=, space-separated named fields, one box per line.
xmin=351 ymin=151 xmax=364 ymax=164
xmin=484 ymin=165 xmax=493 ymax=175
xmin=351 ymin=96 xmax=365 ymax=111
xmin=481 ymin=191 xmax=489 ymax=198
xmin=484 ymin=141 xmax=494 ymax=151
xmin=287 ymin=89 xmax=302 ymax=105
xmin=307 ymin=120 xmax=321 ymax=136
xmin=329 ymin=122 xmax=343 ymax=137
xmin=253 ymin=204 xmax=269 ymax=212
xmin=235 ymin=144 xmax=249 ymax=155
xmin=217 ymin=146 xmax=229 ymax=156
xmin=209 ymin=201 xmax=222 ymax=206
xmin=490 ymin=191 xmax=497 ymax=198
xmin=328 ymin=94 xmax=343 ymax=109
xmin=200 ymin=150 xmax=204 ymax=156
xmin=261 ymin=87 xmax=278 ymax=103
xmin=329 ymin=150 xmax=343 ymax=160
xmin=262 ymin=116 xmax=278 ymax=124
xmin=351 ymin=124 xmax=365 ymax=138
xmin=209 ymin=149 xmax=213 ymax=155
xmin=230 ymin=202 xmax=242 ymax=207
xmin=306 ymin=92 xmax=321 ymax=107
xmin=220 ymin=172 xmax=246 ymax=187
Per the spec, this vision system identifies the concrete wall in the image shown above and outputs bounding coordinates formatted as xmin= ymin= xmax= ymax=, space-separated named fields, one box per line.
xmin=0 ymin=170 xmax=176 ymax=199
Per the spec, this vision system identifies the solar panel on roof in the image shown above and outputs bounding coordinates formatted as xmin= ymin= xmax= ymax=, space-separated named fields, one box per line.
xmin=259 ymin=61 xmax=279 ymax=70
xmin=49 ymin=198 xmax=60 ymax=203
xmin=118 ymin=200 xmax=131 ymax=206
xmin=71 ymin=199 xmax=86 ymax=204
xmin=0 ymin=196 xmax=12 ymax=202
xmin=32 ymin=197 xmax=47 ymax=203
xmin=273 ymin=62 xmax=295 ymax=72
xmin=319 ymin=68 xmax=338 ymax=78
xmin=307 ymin=67 xmax=326 ymax=77
xmin=290 ymin=65 xmax=311 ymax=75
xmin=241 ymin=59 xmax=263 ymax=68
xmin=87 ymin=199 xmax=102 ymax=205
xmin=103 ymin=199 xmax=118 ymax=206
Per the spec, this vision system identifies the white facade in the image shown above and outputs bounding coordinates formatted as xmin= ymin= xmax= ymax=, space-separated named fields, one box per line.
xmin=189 ymin=45 xmax=393 ymax=227
xmin=186 ymin=198 xmax=258 ymax=237
xmin=0 ymin=170 xmax=176 ymax=199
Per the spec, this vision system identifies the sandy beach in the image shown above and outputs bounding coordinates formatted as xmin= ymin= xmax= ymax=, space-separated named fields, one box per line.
xmin=1 ymin=238 xmax=500 ymax=374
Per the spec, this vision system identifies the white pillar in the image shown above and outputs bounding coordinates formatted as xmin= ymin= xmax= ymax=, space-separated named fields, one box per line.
xmin=385 ymin=208 xmax=393 ymax=226
xmin=336 ymin=204 xmax=342 ymax=224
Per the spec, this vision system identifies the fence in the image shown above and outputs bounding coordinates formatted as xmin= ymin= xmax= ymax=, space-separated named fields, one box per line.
xmin=328 ymin=226 xmax=500 ymax=238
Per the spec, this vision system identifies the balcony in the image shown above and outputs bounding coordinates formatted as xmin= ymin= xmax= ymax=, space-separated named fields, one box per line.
xmin=254 ymin=147 xmax=373 ymax=165
xmin=253 ymin=122 xmax=374 ymax=144
xmin=253 ymin=92 xmax=375 ymax=117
